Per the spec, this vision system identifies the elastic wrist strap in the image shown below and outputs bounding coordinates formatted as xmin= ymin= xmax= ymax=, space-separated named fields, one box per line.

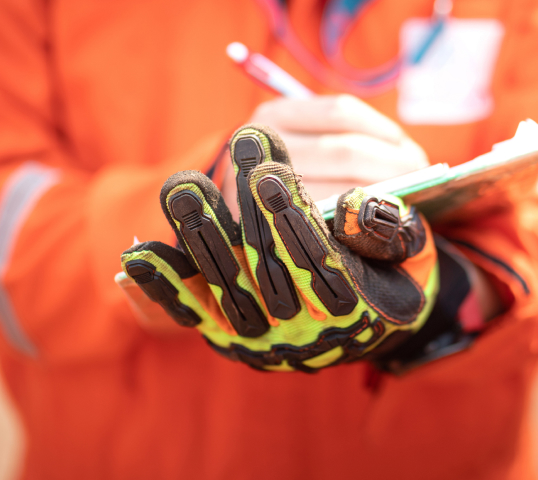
xmin=372 ymin=237 xmax=484 ymax=373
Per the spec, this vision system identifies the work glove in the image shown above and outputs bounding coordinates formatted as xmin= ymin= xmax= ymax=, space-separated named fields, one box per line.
xmin=120 ymin=125 xmax=439 ymax=372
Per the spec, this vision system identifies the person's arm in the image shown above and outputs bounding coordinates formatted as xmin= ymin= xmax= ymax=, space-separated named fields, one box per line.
xmin=435 ymin=201 xmax=538 ymax=320
xmin=222 ymin=94 xmax=429 ymax=218
xmin=0 ymin=0 xmax=228 ymax=363
xmin=221 ymin=94 xmax=532 ymax=326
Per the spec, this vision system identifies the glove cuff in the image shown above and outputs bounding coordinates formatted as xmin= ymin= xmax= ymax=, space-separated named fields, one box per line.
xmin=368 ymin=236 xmax=486 ymax=374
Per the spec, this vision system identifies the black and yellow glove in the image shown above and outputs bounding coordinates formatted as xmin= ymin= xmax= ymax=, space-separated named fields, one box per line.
xmin=120 ymin=125 xmax=439 ymax=372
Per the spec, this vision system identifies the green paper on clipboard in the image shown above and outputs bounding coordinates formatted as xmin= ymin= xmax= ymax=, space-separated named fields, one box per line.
xmin=315 ymin=119 xmax=538 ymax=222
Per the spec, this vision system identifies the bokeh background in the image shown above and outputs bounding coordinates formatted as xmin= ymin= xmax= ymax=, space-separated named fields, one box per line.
xmin=1 ymin=371 xmax=538 ymax=479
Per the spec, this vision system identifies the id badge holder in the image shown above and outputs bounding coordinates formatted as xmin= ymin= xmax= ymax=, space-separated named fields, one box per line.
xmin=398 ymin=18 xmax=504 ymax=125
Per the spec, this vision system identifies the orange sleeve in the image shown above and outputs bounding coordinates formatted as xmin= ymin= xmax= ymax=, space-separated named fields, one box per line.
xmin=0 ymin=0 xmax=228 ymax=364
xmin=434 ymin=198 xmax=538 ymax=319
xmin=431 ymin=4 xmax=538 ymax=321
xmin=439 ymin=8 xmax=538 ymax=317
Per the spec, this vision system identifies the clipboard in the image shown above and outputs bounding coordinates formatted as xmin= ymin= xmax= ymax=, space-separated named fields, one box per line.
xmin=315 ymin=119 xmax=538 ymax=222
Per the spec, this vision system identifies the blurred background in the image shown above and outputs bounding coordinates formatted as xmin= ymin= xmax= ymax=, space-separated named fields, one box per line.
xmin=0 ymin=376 xmax=23 ymax=480
xmin=2 ymin=371 xmax=538 ymax=479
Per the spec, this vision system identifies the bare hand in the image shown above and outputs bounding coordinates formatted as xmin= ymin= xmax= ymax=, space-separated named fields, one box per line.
xmin=222 ymin=94 xmax=429 ymax=220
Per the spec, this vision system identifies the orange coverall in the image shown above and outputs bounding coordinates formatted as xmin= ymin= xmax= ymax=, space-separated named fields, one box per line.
xmin=1 ymin=0 xmax=538 ymax=478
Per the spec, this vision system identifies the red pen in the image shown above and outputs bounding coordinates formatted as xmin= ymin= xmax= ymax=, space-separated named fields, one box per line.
xmin=226 ymin=42 xmax=313 ymax=99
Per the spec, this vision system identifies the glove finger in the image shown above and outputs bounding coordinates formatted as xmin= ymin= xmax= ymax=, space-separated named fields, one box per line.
xmin=160 ymin=170 xmax=269 ymax=337
xmin=121 ymin=241 xmax=203 ymax=328
xmin=122 ymin=241 xmax=240 ymax=335
xmin=249 ymin=162 xmax=435 ymax=329
xmin=230 ymin=124 xmax=299 ymax=319
xmin=248 ymin=162 xmax=359 ymax=318
xmin=333 ymin=186 xmax=427 ymax=263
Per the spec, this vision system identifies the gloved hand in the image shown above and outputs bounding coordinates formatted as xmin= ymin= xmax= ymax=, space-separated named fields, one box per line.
xmin=120 ymin=125 xmax=439 ymax=372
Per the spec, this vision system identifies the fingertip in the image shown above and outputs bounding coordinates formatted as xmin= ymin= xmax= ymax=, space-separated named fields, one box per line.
xmin=248 ymin=160 xmax=295 ymax=184
xmin=334 ymin=190 xmax=427 ymax=263
xmin=231 ymin=124 xmax=293 ymax=167
xmin=121 ymin=243 xmax=203 ymax=327
xmin=161 ymin=170 xmax=241 ymax=246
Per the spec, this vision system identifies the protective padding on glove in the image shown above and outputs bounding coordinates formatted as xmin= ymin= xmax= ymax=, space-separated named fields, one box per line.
xmin=121 ymin=125 xmax=439 ymax=372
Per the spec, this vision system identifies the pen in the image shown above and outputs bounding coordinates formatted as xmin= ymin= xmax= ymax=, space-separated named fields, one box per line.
xmin=226 ymin=42 xmax=313 ymax=99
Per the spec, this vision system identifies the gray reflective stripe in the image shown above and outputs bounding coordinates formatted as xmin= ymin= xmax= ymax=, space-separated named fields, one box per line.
xmin=0 ymin=162 xmax=60 ymax=356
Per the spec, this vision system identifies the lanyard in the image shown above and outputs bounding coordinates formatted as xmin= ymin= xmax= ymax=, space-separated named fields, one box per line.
xmin=256 ymin=0 xmax=452 ymax=96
